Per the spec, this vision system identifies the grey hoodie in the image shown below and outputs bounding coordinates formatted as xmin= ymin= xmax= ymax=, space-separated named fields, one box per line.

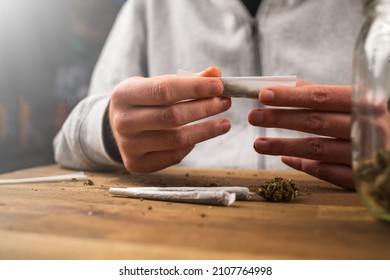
xmin=53 ymin=0 xmax=364 ymax=171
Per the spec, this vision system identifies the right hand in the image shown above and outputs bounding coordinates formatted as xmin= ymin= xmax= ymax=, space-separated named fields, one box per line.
xmin=109 ymin=66 xmax=231 ymax=172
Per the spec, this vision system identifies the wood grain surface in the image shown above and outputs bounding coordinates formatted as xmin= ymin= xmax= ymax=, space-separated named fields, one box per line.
xmin=0 ymin=165 xmax=389 ymax=260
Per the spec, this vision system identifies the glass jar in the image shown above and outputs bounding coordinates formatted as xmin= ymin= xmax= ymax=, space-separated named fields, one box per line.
xmin=352 ymin=0 xmax=390 ymax=222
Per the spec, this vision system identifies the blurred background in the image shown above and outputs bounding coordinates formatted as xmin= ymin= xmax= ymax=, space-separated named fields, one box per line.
xmin=0 ymin=0 xmax=126 ymax=173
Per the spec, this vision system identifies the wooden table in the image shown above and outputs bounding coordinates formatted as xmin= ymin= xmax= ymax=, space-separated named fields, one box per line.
xmin=0 ymin=165 xmax=389 ymax=260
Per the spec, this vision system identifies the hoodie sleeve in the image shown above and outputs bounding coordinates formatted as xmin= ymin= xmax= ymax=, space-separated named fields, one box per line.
xmin=53 ymin=94 xmax=122 ymax=171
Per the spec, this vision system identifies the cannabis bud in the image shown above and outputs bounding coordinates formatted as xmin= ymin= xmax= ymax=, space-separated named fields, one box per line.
xmin=256 ymin=177 xmax=299 ymax=202
xmin=83 ymin=179 xmax=95 ymax=186
xmin=355 ymin=149 xmax=390 ymax=183
xmin=355 ymin=149 xmax=390 ymax=213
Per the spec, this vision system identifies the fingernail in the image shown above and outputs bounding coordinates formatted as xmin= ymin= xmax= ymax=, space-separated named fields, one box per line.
xmin=221 ymin=97 xmax=231 ymax=110
xmin=219 ymin=119 xmax=231 ymax=133
xmin=210 ymin=80 xmax=223 ymax=95
xmin=260 ymin=90 xmax=274 ymax=102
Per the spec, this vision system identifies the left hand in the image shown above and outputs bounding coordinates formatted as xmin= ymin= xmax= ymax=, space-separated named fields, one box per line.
xmin=248 ymin=80 xmax=353 ymax=190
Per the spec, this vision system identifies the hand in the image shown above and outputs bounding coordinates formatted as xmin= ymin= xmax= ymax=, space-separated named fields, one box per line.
xmin=109 ymin=66 xmax=231 ymax=173
xmin=248 ymin=81 xmax=353 ymax=190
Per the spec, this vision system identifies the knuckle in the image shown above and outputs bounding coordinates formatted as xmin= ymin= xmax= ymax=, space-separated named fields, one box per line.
xmin=308 ymin=138 xmax=324 ymax=158
xmin=111 ymin=112 xmax=126 ymax=133
xmin=112 ymin=114 xmax=141 ymax=137
xmin=111 ymin=76 xmax=143 ymax=104
xmin=169 ymin=131 xmax=188 ymax=147
xmin=111 ymin=84 xmax=124 ymax=104
xmin=152 ymin=80 xmax=173 ymax=102
xmin=305 ymin=113 xmax=324 ymax=131
xmin=299 ymin=160 xmax=331 ymax=183
xmin=309 ymin=87 xmax=329 ymax=108
xmin=203 ymin=99 xmax=216 ymax=116
xmin=161 ymin=106 xmax=181 ymax=127
xmin=193 ymin=82 xmax=203 ymax=98
xmin=193 ymin=81 xmax=209 ymax=98
xmin=311 ymin=164 xmax=330 ymax=182
xmin=123 ymin=158 xmax=147 ymax=173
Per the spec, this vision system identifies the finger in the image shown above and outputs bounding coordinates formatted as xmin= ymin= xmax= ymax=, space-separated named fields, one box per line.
xmin=254 ymin=137 xmax=351 ymax=165
xmin=118 ymin=118 xmax=231 ymax=157
xmin=112 ymin=98 xmax=231 ymax=135
xmin=198 ymin=66 xmax=222 ymax=77
xmin=281 ymin=157 xmax=354 ymax=190
xmin=248 ymin=108 xmax=351 ymax=139
xmin=112 ymin=75 xmax=223 ymax=106
xmin=123 ymin=145 xmax=195 ymax=173
xmin=296 ymin=80 xmax=312 ymax=87
xmin=259 ymin=83 xmax=352 ymax=112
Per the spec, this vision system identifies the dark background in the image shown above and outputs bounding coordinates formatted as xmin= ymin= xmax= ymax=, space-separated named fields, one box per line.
xmin=0 ymin=0 xmax=126 ymax=173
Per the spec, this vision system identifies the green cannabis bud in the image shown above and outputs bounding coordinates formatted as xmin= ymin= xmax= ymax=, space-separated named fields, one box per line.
xmin=256 ymin=177 xmax=299 ymax=202
xmin=355 ymin=149 xmax=390 ymax=213
xmin=355 ymin=149 xmax=390 ymax=182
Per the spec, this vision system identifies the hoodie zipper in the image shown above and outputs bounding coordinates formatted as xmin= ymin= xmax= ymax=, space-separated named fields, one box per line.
xmin=252 ymin=8 xmax=267 ymax=170
xmin=236 ymin=0 xmax=266 ymax=169
xmin=251 ymin=20 xmax=262 ymax=76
